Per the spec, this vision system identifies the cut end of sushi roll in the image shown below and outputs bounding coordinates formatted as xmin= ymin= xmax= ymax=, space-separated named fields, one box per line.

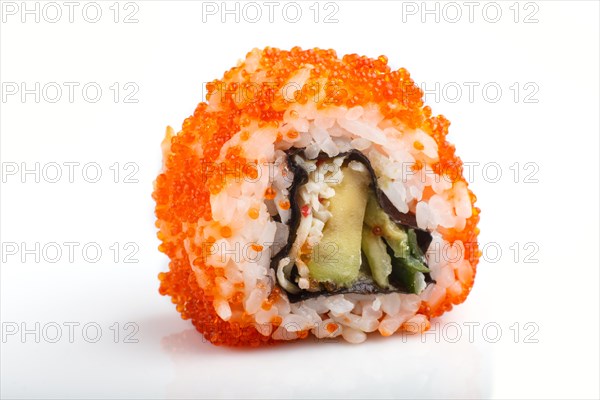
xmin=153 ymin=47 xmax=481 ymax=346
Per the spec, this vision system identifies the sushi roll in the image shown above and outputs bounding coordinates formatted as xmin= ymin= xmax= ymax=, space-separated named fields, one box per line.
xmin=153 ymin=47 xmax=480 ymax=346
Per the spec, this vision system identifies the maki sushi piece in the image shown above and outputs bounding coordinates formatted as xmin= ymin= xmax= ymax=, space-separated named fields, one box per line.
xmin=153 ymin=47 xmax=480 ymax=346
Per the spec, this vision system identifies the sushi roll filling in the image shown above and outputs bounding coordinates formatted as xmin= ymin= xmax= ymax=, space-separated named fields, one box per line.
xmin=272 ymin=149 xmax=433 ymax=302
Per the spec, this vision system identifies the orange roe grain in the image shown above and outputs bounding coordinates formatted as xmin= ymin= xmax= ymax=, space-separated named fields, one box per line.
xmin=251 ymin=243 xmax=263 ymax=252
xmin=248 ymin=207 xmax=260 ymax=219
xmin=286 ymin=130 xmax=299 ymax=139
xmin=412 ymin=160 xmax=424 ymax=171
xmin=219 ymin=226 xmax=232 ymax=238
xmin=232 ymin=292 xmax=244 ymax=303
xmin=279 ymin=200 xmax=291 ymax=210
xmin=264 ymin=187 xmax=276 ymax=200
xmin=297 ymin=330 xmax=309 ymax=339
xmin=243 ymin=164 xmax=259 ymax=180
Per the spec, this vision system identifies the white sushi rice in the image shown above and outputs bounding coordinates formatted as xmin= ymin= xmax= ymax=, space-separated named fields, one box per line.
xmin=188 ymin=73 xmax=473 ymax=343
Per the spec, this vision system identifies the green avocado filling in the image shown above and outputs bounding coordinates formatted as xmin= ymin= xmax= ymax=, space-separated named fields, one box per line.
xmin=307 ymin=166 xmax=370 ymax=286
xmin=304 ymin=163 xmax=430 ymax=295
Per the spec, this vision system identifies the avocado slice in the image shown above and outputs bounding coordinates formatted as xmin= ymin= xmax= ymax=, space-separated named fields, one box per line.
xmin=364 ymin=195 xmax=410 ymax=259
xmin=361 ymin=227 xmax=393 ymax=288
xmin=307 ymin=166 xmax=370 ymax=287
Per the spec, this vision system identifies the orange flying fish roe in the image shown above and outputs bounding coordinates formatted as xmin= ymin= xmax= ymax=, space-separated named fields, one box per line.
xmin=247 ymin=207 xmax=260 ymax=219
xmin=286 ymin=130 xmax=299 ymax=139
xmin=243 ymin=164 xmax=259 ymax=180
xmin=279 ymin=200 xmax=291 ymax=210
xmin=251 ymin=243 xmax=263 ymax=252
xmin=153 ymin=47 xmax=480 ymax=346
xmin=264 ymin=187 xmax=276 ymax=200
xmin=219 ymin=226 xmax=232 ymax=238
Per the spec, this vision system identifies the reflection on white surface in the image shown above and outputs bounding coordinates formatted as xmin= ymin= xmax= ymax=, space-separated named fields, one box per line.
xmin=161 ymin=326 xmax=492 ymax=399
xmin=0 ymin=265 xmax=488 ymax=399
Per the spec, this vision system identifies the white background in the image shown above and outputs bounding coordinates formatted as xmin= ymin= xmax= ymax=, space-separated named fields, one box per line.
xmin=1 ymin=1 xmax=599 ymax=398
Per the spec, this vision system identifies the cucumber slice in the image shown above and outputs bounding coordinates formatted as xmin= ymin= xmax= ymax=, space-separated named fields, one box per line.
xmin=407 ymin=228 xmax=426 ymax=262
xmin=388 ymin=231 xmax=430 ymax=294
xmin=361 ymin=227 xmax=393 ymax=289
xmin=393 ymin=259 xmax=427 ymax=294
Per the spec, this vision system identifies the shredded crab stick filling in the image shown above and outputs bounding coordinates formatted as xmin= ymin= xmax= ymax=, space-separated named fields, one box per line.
xmin=153 ymin=47 xmax=481 ymax=346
